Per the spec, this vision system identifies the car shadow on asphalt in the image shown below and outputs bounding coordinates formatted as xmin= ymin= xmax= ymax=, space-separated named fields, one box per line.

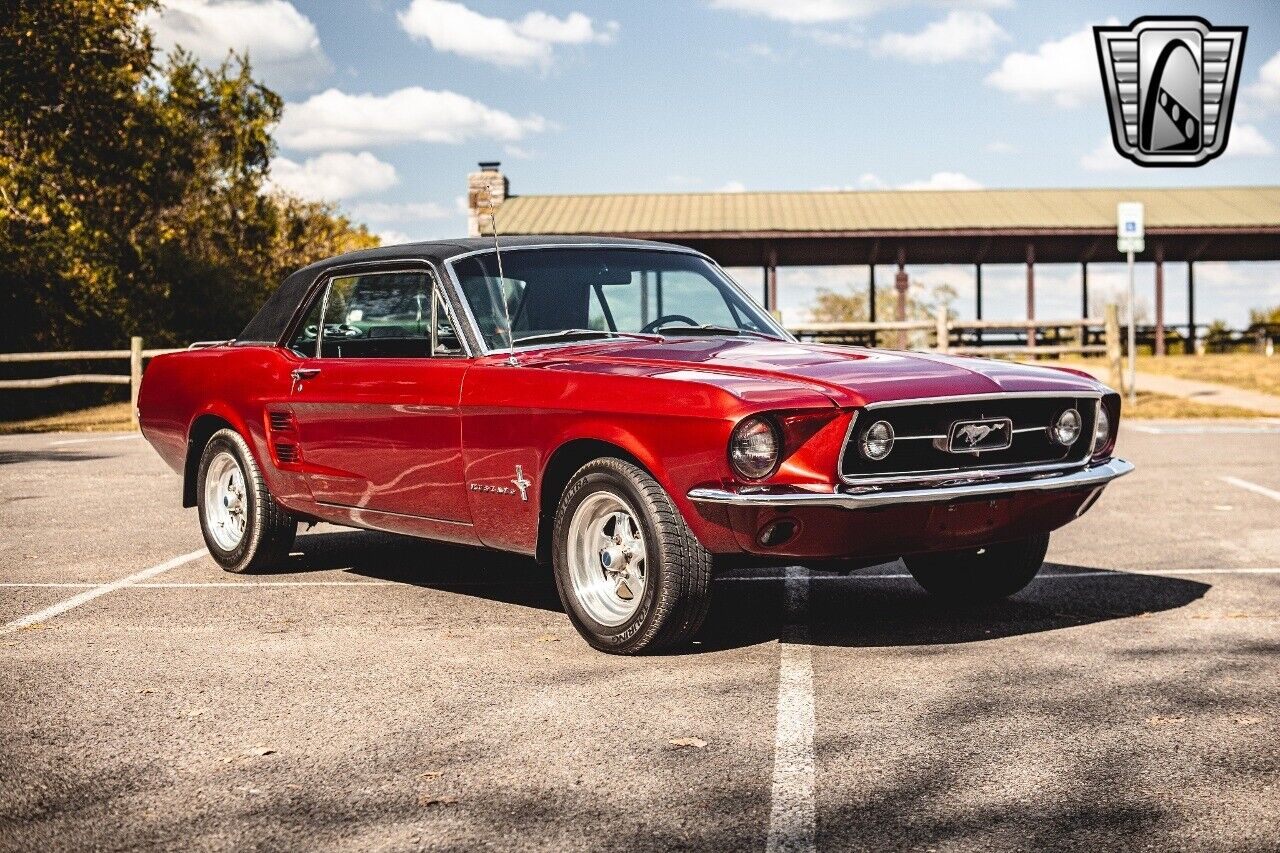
xmin=272 ymin=530 xmax=1210 ymax=652
xmin=0 ymin=449 xmax=109 ymax=465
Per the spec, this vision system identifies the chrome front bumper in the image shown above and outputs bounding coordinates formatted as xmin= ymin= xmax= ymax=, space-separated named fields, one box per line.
xmin=687 ymin=458 xmax=1134 ymax=511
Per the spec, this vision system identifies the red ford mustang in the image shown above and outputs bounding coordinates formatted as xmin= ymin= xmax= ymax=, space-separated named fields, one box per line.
xmin=139 ymin=236 xmax=1132 ymax=653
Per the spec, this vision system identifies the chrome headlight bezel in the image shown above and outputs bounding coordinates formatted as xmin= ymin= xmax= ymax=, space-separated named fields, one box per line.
xmin=1051 ymin=408 xmax=1082 ymax=447
xmin=860 ymin=419 xmax=895 ymax=461
xmin=1091 ymin=402 xmax=1112 ymax=456
xmin=729 ymin=415 xmax=782 ymax=480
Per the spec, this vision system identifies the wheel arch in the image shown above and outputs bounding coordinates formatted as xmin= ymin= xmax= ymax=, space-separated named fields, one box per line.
xmin=182 ymin=413 xmax=239 ymax=508
xmin=535 ymin=438 xmax=651 ymax=565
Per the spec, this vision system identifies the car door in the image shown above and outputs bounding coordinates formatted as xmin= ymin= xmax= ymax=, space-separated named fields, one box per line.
xmin=285 ymin=266 xmax=473 ymax=526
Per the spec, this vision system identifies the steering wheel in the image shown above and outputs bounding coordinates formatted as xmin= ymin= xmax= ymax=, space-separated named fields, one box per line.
xmin=641 ymin=314 xmax=699 ymax=334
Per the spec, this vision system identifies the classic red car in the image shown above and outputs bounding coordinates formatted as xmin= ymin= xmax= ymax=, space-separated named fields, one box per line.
xmin=139 ymin=236 xmax=1132 ymax=653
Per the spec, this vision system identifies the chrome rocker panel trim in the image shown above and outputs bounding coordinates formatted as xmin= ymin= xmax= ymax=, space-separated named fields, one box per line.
xmin=687 ymin=458 xmax=1134 ymax=511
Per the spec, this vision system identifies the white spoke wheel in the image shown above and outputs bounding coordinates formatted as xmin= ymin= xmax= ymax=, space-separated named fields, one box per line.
xmin=552 ymin=458 xmax=712 ymax=654
xmin=196 ymin=428 xmax=297 ymax=573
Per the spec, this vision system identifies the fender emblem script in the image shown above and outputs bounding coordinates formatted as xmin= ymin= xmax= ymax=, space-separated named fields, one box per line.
xmin=469 ymin=465 xmax=532 ymax=501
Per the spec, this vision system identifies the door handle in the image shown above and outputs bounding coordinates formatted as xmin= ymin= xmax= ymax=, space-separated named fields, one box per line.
xmin=291 ymin=368 xmax=321 ymax=382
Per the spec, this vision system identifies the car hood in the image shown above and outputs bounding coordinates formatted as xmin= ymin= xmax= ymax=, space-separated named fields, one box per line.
xmin=524 ymin=337 xmax=1105 ymax=407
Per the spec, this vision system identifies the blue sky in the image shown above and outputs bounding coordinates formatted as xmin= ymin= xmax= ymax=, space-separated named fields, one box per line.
xmin=145 ymin=1 xmax=1280 ymax=325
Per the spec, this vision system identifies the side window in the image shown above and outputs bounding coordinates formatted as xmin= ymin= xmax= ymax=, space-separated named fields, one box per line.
xmin=288 ymin=283 xmax=327 ymax=357
xmin=318 ymin=272 xmax=436 ymax=359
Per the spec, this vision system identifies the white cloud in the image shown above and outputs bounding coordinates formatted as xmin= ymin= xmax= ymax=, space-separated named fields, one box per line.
xmin=347 ymin=201 xmax=453 ymax=223
xmin=709 ymin=0 xmax=881 ymax=23
xmin=986 ymin=21 xmax=1114 ymax=108
xmin=277 ymin=87 xmax=546 ymax=150
xmin=503 ymin=144 xmax=534 ymax=159
xmin=717 ymin=180 xmax=747 ymax=192
xmin=875 ymin=10 xmax=1006 ymax=63
xmin=1078 ymin=136 xmax=1128 ymax=171
xmin=142 ymin=0 xmax=331 ymax=91
xmin=375 ymin=229 xmax=415 ymax=247
xmin=1223 ymin=123 xmax=1275 ymax=158
xmin=1243 ymin=51 xmax=1280 ymax=116
xmin=397 ymin=0 xmax=617 ymax=69
xmin=268 ymin=151 xmax=398 ymax=200
xmin=899 ymin=171 xmax=983 ymax=190
xmin=710 ymin=0 xmax=1010 ymax=23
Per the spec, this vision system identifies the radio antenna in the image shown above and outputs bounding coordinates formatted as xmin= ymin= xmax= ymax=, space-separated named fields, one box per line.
xmin=481 ymin=193 xmax=518 ymax=367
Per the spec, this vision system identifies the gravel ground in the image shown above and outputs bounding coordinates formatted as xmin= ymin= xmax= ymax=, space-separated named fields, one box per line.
xmin=1 ymin=421 xmax=1278 ymax=852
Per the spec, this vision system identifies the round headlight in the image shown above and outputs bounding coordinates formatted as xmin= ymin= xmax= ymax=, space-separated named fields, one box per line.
xmin=1092 ymin=405 xmax=1111 ymax=455
xmin=1051 ymin=408 xmax=1082 ymax=446
xmin=860 ymin=420 xmax=895 ymax=460
xmin=729 ymin=416 xmax=780 ymax=480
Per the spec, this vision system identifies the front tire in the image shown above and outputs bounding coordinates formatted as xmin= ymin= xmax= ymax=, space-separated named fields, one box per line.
xmin=903 ymin=532 xmax=1049 ymax=603
xmin=552 ymin=458 xmax=712 ymax=654
xmin=197 ymin=428 xmax=296 ymax=573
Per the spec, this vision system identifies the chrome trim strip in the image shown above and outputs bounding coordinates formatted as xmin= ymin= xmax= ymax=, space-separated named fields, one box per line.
xmin=861 ymin=390 xmax=1103 ymax=409
xmin=688 ymin=459 xmax=1134 ymax=511
xmin=838 ymin=391 xmax=1102 ymax=485
xmin=441 ymin=243 xmax=790 ymax=355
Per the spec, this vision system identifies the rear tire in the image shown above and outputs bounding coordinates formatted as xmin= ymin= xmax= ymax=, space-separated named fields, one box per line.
xmin=903 ymin=532 xmax=1049 ymax=603
xmin=552 ymin=458 xmax=712 ymax=654
xmin=197 ymin=428 xmax=296 ymax=573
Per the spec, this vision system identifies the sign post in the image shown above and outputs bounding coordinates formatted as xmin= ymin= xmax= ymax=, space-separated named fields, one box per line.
xmin=1117 ymin=202 xmax=1144 ymax=406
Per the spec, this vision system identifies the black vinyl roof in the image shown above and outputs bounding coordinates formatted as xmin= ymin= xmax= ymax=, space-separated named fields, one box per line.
xmin=238 ymin=235 xmax=683 ymax=345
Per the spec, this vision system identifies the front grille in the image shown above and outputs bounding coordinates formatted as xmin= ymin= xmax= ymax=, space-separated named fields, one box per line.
xmin=840 ymin=395 xmax=1097 ymax=481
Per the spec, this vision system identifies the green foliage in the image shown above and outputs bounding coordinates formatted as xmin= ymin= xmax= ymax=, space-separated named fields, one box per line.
xmin=0 ymin=0 xmax=377 ymax=351
xmin=1249 ymin=304 xmax=1280 ymax=325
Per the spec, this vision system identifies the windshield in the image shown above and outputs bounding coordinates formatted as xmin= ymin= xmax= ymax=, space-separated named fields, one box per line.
xmin=448 ymin=247 xmax=785 ymax=351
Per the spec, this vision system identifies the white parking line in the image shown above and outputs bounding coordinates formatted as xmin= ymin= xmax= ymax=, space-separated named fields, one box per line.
xmin=1125 ymin=423 xmax=1280 ymax=435
xmin=766 ymin=565 xmax=816 ymax=853
xmin=1 ymin=549 xmax=206 ymax=635
xmin=1221 ymin=476 xmax=1280 ymax=503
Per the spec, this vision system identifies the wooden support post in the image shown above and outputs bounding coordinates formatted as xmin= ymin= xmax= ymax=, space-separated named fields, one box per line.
xmin=1105 ymin=304 xmax=1123 ymax=393
xmin=894 ymin=249 xmax=909 ymax=349
xmin=1154 ymin=243 xmax=1166 ymax=356
xmin=1080 ymin=262 xmax=1089 ymax=352
xmin=764 ymin=245 xmax=779 ymax=314
xmin=935 ymin=305 xmax=949 ymax=353
xmin=1186 ymin=259 xmax=1196 ymax=355
xmin=867 ymin=263 xmax=877 ymax=347
xmin=1026 ymin=244 xmax=1036 ymax=350
xmin=129 ymin=336 xmax=143 ymax=430
xmin=974 ymin=263 xmax=983 ymax=347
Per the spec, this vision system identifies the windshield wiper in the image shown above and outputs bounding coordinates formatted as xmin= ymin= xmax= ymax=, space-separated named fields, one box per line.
xmin=654 ymin=323 xmax=777 ymax=340
xmin=512 ymin=328 xmax=660 ymax=346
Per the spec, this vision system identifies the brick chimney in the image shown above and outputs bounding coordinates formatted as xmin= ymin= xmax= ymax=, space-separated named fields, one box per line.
xmin=467 ymin=161 xmax=508 ymax=237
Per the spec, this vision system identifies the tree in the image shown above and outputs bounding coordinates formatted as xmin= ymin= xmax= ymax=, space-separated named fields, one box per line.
xmin=1249 ymin=304 xmax=1280 ymax=326
xmin=0 ymin=0 xmax=377 ymax=351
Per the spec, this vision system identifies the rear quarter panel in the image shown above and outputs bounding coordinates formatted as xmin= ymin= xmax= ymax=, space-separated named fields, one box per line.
xmin=138 ymin=346 xmax=303 ymax=505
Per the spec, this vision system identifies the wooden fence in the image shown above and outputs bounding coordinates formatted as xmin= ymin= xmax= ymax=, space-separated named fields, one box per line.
xmin=0 ymin=337 xmax=183 ymax=428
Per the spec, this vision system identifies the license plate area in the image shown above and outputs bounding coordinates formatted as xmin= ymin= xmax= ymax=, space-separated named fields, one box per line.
xmin=925 ymin=498 xmax=1012 ymax=537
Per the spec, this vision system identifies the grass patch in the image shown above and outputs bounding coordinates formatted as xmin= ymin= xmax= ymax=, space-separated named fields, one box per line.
xmin=0 ymin=402 xmax=134 ymax=434
xmin=1128 ymin=353 xmax=1280 ymax=397
xmin=1121 ymin=391 xmax=1268 ymax=420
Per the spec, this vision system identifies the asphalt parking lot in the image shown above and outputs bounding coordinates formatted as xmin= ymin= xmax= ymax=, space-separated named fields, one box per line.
xmin=2 ymin=422 xmax=1278 ymax=852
